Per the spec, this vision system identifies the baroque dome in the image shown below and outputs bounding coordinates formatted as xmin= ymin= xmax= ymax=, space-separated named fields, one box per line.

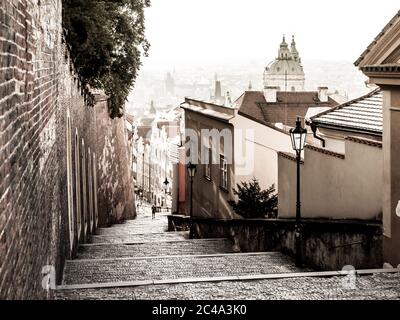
xmin=263 ymin=35 xmax=305 ymax=92
xmin=265 ymin=35 xmax=304 ymax=76
xmin=266 ymin=58 xmax=304 ymax=76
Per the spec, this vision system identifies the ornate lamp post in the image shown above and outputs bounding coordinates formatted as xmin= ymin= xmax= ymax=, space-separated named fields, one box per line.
xmin=289 ymin=117 xmax=307 ymax=267
xmin=187 ymin=162 xmax=197 ymax=238
xmin=163 ymin=177 xmax=169 ymax=209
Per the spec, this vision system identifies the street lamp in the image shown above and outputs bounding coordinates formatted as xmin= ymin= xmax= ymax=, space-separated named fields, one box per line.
xmin=187 ymin=162 xmax=197 ymax=238
xmin=289 ymin=117 xmax=307 ymax=267
xmin=163 ymin=178 xmax=170 ymax=209
xmin=163 ymin=178 xmax=170 ymax=192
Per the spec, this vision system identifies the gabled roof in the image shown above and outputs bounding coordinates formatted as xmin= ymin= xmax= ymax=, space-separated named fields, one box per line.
xmin=236 ymin=91 xmax=338 ymax=127
xmin=180 ymin=98 xmax=235 ymax=122
xmin=311 ymin=89 xmax=382 ymax=136
xmin=355 ymin=10 xmax=400 ymax=68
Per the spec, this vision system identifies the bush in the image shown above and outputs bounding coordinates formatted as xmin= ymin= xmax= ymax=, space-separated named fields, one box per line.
xmin=62 ymin=0 xmax=151 ymax=118
xmin=229 ymin=178 xmax=278 ymax=219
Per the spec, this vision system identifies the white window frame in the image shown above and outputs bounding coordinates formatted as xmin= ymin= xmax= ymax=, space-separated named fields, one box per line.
xmin=220 ymin=154 xmax=228 ymax=191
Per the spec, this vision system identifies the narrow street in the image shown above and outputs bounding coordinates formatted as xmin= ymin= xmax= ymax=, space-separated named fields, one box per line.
xmin=56 ymin=205 xmax=400 ymax=300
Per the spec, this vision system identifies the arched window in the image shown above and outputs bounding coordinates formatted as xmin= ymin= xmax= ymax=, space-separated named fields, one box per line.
xmin=81 ymin=139 xmax=88 ymax=241
xmin=66 ymin=111 xmax=74 ymax=253
xmin=74 ymin=130 xmax=81 ymax=242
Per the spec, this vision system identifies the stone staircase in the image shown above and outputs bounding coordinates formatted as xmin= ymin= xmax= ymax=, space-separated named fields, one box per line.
xmin=56 ymin=203 xmax=400 ymax=300
xmin=57 ymin=203 xmax=304 ymax=298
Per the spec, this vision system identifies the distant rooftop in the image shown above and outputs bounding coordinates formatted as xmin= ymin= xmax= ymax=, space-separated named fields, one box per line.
xmin=236 ymin=91 xmax=338 ymax=128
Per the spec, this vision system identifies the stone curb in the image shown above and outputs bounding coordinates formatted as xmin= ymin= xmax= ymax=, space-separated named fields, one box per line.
xmin=66 ymin=251 xmax=282 ymax=263
xmin=79 ymin=238 xmax=228 ymax=247
xmin=57 ymin=268 xmax=400 ymax=291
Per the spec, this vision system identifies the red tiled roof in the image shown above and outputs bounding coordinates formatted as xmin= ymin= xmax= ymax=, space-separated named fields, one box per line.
xmin=157 ymin=121 xmax=178 ymax=129
xmin=136 ymin=126 xmax=152 ymax=140
xmin=236 ymin=91 xmax=338 ymax=127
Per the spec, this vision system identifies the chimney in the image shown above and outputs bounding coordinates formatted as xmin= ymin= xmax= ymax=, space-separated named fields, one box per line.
xmin=318 ymin=87 xmax=329 ymax=103
xmin=264 ymin=86 xmax=279 ymax=102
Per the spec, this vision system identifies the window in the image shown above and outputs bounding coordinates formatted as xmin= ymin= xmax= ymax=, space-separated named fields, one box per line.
xmin=204 ymin=147 xmax=211 ymax=181
xmin=220 ymin=155 xmax=228 ymax=191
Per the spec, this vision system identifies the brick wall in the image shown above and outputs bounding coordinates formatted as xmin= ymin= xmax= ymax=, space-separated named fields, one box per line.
xmin=0 ymin=0 xmax=135 ymax=299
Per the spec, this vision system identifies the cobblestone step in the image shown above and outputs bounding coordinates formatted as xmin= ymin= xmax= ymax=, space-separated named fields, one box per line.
xmin=103 ymin=216 xmax=168 ymax=234
xmin=95 ymin=228 xmax=171 ymax=236
xmin=62 ymin=252 xmax=302 ymax=285
xmin=76 ymin=239 xmax=235 ymax=260
xmin=89 ymin=231 xmax=189 ymax=244
xmin=56 ymin=272 xmax=400 ymax=300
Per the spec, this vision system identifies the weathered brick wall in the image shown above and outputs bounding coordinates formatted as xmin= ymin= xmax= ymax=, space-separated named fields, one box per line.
xmin=95 ymin=97 xmax=136 ymax=227
xmin=0 ymin=0 xmax=64 ymax=300
xmin=0 ymin=0 xmax=135 ymax=299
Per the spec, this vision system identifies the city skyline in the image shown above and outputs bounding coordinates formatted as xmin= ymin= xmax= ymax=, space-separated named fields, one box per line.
xmin=128 ymin=1 xmax=399 ymax=112
xmin=140 ymin=0 xmax=400 ymax=69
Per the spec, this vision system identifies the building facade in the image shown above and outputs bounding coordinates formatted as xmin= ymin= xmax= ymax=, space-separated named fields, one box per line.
xmin=133 ymin=113 xmax=182 ymax=208
xmin=355 ymin=10 xmax=400 ymax=266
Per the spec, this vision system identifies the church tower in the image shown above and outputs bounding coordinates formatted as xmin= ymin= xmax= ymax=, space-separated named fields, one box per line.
xmin=263 ymin=35 xmax=305 ymax=95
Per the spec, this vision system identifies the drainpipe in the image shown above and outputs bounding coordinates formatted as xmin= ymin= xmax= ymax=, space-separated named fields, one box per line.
xmin=308 ymin=120 xmax=326 ymax=148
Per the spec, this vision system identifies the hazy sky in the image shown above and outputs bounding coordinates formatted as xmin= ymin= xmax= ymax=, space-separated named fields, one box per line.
xmin=141 ymin=0 xmax=399 ymax=70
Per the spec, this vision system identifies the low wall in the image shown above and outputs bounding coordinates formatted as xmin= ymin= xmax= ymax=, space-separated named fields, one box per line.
xmin=168 ymin=215 xmax=382 ymax=271
xmin=278 ymin=138 xmax=382 ymax=220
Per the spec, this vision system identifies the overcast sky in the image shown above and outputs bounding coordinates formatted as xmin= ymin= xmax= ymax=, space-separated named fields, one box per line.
xmin=141 ymin=0 xmax=399 ymax=70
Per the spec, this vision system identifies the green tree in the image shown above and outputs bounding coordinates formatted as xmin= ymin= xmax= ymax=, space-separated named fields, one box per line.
xmin=62 ymin=0 xmax=150 ymax=118
xmin=229 ymin=178 xmax=278 ymax=219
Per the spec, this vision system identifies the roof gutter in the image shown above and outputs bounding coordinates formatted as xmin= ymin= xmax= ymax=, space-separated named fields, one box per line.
xmin=307 ymin=120 xmax=326 ymax=148
xmin=311 ymin=122 xmax=382 ymax=138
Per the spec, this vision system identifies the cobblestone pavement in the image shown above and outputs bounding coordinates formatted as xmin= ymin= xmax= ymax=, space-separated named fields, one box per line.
xmin=90 ymin=231 xmax=188 ymax=244
xmin=77 ymin=239 xmax=235 ymax=259
xmin=57 ymin=202 xmax=400 ymax=300
xmin=63 ymin=253 xmax=302 ymax=285
xmin=57 ymin=272 xmax=400 ymax=300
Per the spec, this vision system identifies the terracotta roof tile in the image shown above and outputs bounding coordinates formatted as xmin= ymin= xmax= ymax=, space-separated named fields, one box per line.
xmin=278 ymin=151 xmax=304 ymax=164
xmin=305 ymin=144 xmax=345 ymax=159
xmin=136 ymin=126 xmax=152 ymax=140
xmin=236 ymin=91 xmax=338 ymax=127
xmin=345 ymin=136 xmax=382 ymax=148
